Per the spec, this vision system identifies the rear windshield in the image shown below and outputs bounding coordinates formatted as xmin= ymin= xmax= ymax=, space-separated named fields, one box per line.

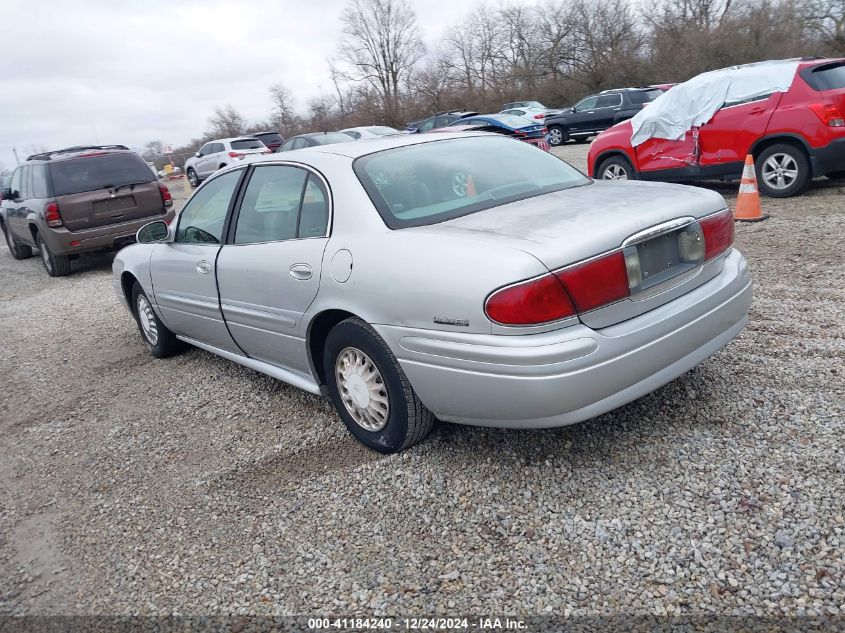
xmin=354 ymin=136 xmax=590 ymax=229
xmin=255 ymin=133 xmax=283 ymax=144
xmin=49 ymin=153 xmax=154 ymax=196
xmin=231 ymin=139 xmax=265 ymax=150
xmin=807 ymin=62 xmax=845 ymax=90
xmin=487 ymin=114 xmax=536 ymax=128
xmin=629 ymin=89 xmax=664 ymax=104
xmin=312 ymin=133 xmax=354 ymax=145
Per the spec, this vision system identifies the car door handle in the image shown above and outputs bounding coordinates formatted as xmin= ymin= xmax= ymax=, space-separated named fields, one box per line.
xmin=289 ymin=263 xmax=312 ymax=280
xmin=196 ymin=259 xmax=212 ymax=274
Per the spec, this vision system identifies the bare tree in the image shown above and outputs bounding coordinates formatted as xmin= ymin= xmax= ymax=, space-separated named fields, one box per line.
xmin=206 ymin=105 xmax=247 ymax=138
xmin=799 ymin=0 xmax=845 ymax=54
xmin=268 ymin=84 xmax=298 ymax=133
xmin=336 ymin=0 xmax=425 ymax=124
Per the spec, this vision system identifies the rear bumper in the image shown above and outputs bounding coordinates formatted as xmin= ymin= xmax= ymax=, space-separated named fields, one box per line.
xmin=809 ymin=137 xmax=845 ymax=176
xmin=375 ymin=249 xmax=751 ymax=429
xmin=42 ymin=210 xmax=175 ymax=256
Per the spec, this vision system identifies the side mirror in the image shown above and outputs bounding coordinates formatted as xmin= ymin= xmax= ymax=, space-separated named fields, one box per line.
xmin=570 ymin=107 xmax=576 ymax=113
xmin=137 ymin=220 xmax=169 ymax=244
xmin=195 ymin=151 xmax=201 ymax=157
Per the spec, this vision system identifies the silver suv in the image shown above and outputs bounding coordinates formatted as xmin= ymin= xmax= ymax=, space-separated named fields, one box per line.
xmin=184 ymin=137 xmax=269 ymax=187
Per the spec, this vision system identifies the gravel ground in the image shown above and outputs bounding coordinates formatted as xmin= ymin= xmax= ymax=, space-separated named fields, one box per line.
xmin=0 ymin=146 xmax=843 ymax=621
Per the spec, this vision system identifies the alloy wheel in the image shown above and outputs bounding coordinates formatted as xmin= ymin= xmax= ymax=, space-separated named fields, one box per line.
xmin=548 ymin=128 xmax=563 ymax=145
xmin=602 ymin=164 xmax=629 ymax=180
xmin=40 ymin=241 xmax=52 ymax=273
xmin=188 ymin=170 xmax=198 ymax=187
xmin=334 ymin=347 xmax=389 ymax=432
xmin=761 ymin=153 xmax=798 ymax=191
xmin=136 ymin=294 xmax=159 ymax=345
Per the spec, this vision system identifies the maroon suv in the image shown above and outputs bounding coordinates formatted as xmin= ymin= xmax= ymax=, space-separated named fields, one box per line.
xmin=0 ymin=145 xmax=175 ymax=276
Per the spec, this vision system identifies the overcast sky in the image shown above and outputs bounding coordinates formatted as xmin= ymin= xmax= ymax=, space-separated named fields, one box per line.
xmin=0 ymin=0 xmax=536 ymax=169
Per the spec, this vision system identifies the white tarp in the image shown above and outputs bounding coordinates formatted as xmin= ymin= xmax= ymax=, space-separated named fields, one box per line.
xmin=630 ymin=59 xmax=802 ymax=146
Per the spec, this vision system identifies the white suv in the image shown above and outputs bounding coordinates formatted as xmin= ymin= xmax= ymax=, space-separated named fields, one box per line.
xmin=184 ymin=137 xmax=269 ymax=187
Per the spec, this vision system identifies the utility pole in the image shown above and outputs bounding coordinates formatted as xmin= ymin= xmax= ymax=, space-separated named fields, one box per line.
xmin=12 ymin=148 xmax=20 ymax=165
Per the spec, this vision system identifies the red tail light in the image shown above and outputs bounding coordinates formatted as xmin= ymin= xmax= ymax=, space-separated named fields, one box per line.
xmin=700 ymin=210 xmax=734 ymax=260
xmin=809 ymin=102 xmax=845 ymax=127
xmin=533 ymin=114 xmax=546 ymax=119
xmin=485 ymin=274 xmax=576 ymax=325
xmin=45 ymin=202 xmax=62 ymax=227
xmin=556 ymin=251 xmax=630 ymax=313
xmin=159 ymin=183 xmax=173 ymax=208
xmin=486 ymin=210 xmax=735 ymax=325
xmin=228 ymin=151 xmax=245 ymax=158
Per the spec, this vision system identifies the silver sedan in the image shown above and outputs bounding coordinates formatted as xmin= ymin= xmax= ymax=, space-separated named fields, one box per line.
xmin=113 ymin=133 xmax=752 ymax=453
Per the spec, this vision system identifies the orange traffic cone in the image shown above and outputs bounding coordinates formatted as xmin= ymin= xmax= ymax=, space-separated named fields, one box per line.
xmin=734 ymin=155 xmax=769 ymax=222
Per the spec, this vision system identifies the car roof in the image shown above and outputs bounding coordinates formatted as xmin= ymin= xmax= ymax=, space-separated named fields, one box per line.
xmin=25 ymin=145 xmax=134 ymax=162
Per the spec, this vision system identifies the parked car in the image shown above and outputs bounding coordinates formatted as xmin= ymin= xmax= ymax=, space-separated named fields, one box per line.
xmin=115 ymin=132 xmax=750 ymax=453
xmin=502 ymin=100 xmax=546 ymax=110
xmin=277 ymin=132 xmax=354 ymax=151
xmin=588 ymin=58 xmax=845 ymax=197
xmin=252 ymin=131 xmax=285 ymax=152
xmin=1 ymin=145 xmax=174 ymax=277
xmin=499 ymin=106 xmax=549 ymax=122
xmin=404 ymin=110 xmax=478 ymax=133
xmin=340 ymin=126 xmax=401 ymax=139
xmin=185 ymin=137 xmax=270 ymax=187
xmin=544 ymin=88 xmax=664 ymax=146
xmin=438 ymin=113 xmax=551 ymax=151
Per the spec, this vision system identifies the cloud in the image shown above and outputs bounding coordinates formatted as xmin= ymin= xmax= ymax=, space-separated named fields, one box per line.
xmin=0 ymin=0 xmax=518 ymax=168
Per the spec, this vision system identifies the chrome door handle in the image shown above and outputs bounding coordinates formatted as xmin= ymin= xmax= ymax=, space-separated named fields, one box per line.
xmin=289 ymin=263 xmax=312 ymax=280
xmin=196 ymin=259 xmax=212 ymax=274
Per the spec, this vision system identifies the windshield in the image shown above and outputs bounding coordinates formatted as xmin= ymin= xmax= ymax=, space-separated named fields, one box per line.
xmin=231 ymin=139 xmax=265 ymax=150
xmin=312 ymin=133 xmax=354 ymax=145
xmin=49 ymin=153 xmax=154 ymax=196
xmin=354 ymin=136 xmax=590 ymax=229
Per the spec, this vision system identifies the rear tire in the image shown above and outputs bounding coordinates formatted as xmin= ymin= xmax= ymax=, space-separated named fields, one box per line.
xmin=131 ymin=283 xmax=184 ymax=358
xmin=37 ymin=233 xmax=71 ymax=276
xmin=323 ymin=318 xmax=435 ymax=453
xmin=2 ymin=222 xmax=33 ymax=260
xmin=755 ymin=143 xmax=810 ymax=198
xmin=547 ymin=126 xmax=567 ymax=147
xmin=596 ymin=155 xmax=637 ymax=180
xmin=187 ymin=168 xmax=199 ymax=188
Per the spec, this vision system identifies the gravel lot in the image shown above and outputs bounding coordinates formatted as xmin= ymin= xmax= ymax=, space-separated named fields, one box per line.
xmin=1 ymin=147 xmax=843 ymax=621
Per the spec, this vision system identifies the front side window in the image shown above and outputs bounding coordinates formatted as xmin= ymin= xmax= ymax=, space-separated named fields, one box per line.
xmin=19 ymin=166 xmax=32 ymax=200
xmin=176 ymin=169 xmax=242 ymax=244
xmin=198 ymin=143 xmax=211 ymax=156
xmin=574 ymin=96 xmax=599 ymax=111
xmin=233 ymin=166 xmax=329 ymax=244
xmin=10 ymin=167 xmax=22 ymax=197
xmin=354 ymin=136 xmax=590 ymax=229
xmin=417 ymin=118 xmax=436 ymax=132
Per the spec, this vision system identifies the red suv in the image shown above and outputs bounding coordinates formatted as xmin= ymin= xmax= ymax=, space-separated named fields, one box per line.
xmin=588 ymin=58 xmax=845 ymax=197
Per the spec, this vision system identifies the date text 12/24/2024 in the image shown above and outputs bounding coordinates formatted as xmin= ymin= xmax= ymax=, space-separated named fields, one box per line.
xmin=308 ymin=617 xmax=527 ymax=630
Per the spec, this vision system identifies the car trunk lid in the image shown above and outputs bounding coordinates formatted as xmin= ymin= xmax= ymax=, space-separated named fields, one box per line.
xmin=417 ymin=180 xmax=731 ymax=328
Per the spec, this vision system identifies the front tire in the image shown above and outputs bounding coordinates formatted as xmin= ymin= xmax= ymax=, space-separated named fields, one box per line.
xmin=324 ymin=318 xmax=435 ymax=453
xmin=187 ymin=168 xmax=199 ymax=188
xmin=37 ymin=233 xmax=71 ymax=277
xmin=131 ymin=283 xmax=184 ymax=358
xmin=755 ymin=144 xmax=810 ymax=198
xmin=596 ymin=155 xmax=637 ymax=180
xmin=547 ymin=126 xmax=567 ymax=147
xmin=2 ymin=223 xmax=33 ymax=260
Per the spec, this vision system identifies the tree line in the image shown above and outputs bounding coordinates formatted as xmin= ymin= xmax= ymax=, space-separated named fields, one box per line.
xmin=146 ymin=0 xmax=844 ymax=165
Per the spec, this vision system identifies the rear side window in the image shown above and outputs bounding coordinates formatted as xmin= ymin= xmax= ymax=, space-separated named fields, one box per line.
xmin=49 ymin=153 xmax=154 ymax=196
xmin=596 ymin=94 xmax=622 ymax=108
xmin=31 ymin=165 xmax=50 ymax=198
xmin=806 ymin=63 xmax=845 ymax=90
xmin=231 ymin=139 xmax=265 ymax=150
xmin=629 ymin=90 xmax=663 ymax=105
